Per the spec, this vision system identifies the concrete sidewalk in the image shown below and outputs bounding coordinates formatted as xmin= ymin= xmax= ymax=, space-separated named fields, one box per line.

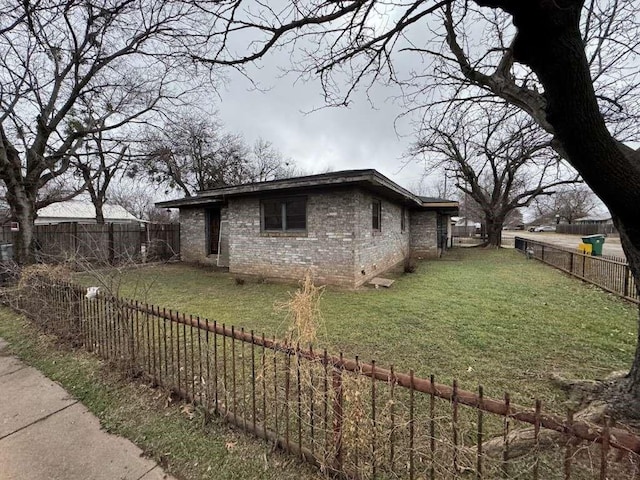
xmin=0 ymin=338 xmax=176 ymax=480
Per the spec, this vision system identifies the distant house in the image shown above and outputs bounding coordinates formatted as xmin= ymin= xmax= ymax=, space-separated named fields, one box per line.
xmin=157 ymin=169 xmax=458 ymax=288
xmin=574 ymin=215 xmax=613 ymax=225
xmin=36 ymin=200 xmax=139 ymax=225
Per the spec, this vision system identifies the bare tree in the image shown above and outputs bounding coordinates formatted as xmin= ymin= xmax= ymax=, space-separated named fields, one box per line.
xmin=140 ymin=115 xmax=297 ymax=195
xmin=110 ymin=180 xmax=174 ymax=223
xmin=408 ymin=171 xmax=457 ymax=199
xmin=141 ymin=116 xmax=247 ymax=196
xmin=191 ymin=0 xmax=640 ymax=398
xmin=425 ymin=2 xmax=640 ymax=143
xmin=457 ymin=195 xmax=523 ymax=229
xmin=250 ymin=138 xmax=299 ymax=182
xmin=534 ymin=185 xmax=597 ymax=225
xmin=0 ymin=0 xmax=210 ymax=263
xmin=74 ymin=128 xmax=129 ymax=224
xmin=415 ymin=106 xmax=579 ymax=246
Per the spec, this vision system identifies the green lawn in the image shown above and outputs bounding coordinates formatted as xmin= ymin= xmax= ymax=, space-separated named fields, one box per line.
xmin=79 ymin=248 xmax=638 ymax=411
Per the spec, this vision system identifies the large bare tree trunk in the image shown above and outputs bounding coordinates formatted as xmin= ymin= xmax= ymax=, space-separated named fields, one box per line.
xmin=6 ymin=183 xmax=37 ymax=265
xmin=479 ymin=0 xmax=640 ymax=395
xmin=484 ymin=214 xmax=504 ymax=247
xmin=94 ymin=198 xmax=105 ymax=225
xmin=620 ymin=224 xmax=640 ymax=397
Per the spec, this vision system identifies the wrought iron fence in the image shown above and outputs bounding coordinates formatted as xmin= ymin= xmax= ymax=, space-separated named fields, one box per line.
xmin=4 ymin=278 xmax=640 ymax=479
xmin=514 ymin=236 xmax=638 ymax=304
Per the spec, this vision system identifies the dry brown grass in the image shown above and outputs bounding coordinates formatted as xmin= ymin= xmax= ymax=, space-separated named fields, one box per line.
xmin=18 ymin=263 xmax=72 ymax=288
xmin=277 ymin=270 xmax=325 ymax=346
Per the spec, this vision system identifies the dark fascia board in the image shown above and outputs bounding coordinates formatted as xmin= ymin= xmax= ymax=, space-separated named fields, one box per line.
xmin=420 ymin=202 xmax=459 ymax=209
xmin=156 ymin=169 xmax=458 ymax=210
xmin=156 ymin=197 xmax=225 ymax=209
xmin=430 ymin=206 xmax=460 ymax=215
xmin=195 ymin=169 xmax=383 ymax=198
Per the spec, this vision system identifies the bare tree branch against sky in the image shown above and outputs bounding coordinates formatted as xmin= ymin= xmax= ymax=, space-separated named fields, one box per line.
xmin=0 ymin=0 xmax=215 ymax=262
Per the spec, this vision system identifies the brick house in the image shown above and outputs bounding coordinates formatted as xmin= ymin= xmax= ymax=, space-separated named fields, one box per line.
xmin=157 ymin=170 xmax=458 ymax=287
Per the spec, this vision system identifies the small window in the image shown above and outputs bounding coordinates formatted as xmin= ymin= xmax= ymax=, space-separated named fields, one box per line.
xmin=263 ymin=200 xmax=283 ymax=230
xmin=401 ymin=206 xmax=406 ymax=232
xmin=285 ymin=198 xmax=306 ymax=230
xmin=261 ymin=197 xmax=307 ymax=231
xmin=372 ymin=199 xmax=381 ymax=231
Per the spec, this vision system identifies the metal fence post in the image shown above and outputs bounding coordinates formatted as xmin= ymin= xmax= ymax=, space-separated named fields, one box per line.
xmin=72 ymin=222 xmax=78 ymax=254
xmin=624 ymin=266 xmax=631 ymax=298
xmin=569 ymin=251 xmax=574 ymax=274
xmin=108 ymin=223 xmax=115 ymax=265
xmin=332 ymin=362 xmax=344 ymax=472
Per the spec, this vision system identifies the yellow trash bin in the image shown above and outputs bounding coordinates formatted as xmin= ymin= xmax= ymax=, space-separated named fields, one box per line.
xmin=578 ymin=243 xmax=593 ymax=255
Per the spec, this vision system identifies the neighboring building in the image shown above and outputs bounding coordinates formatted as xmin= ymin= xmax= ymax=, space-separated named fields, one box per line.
xmin=157 ymin=169 xmax=458 ymax=288
xmin=451 ymin=216 xmax=481 ymax=237
xmin=36 ymin=200 xmax=139 ymax=225
xmin=574 ymin=215 xmax=613 ymax=225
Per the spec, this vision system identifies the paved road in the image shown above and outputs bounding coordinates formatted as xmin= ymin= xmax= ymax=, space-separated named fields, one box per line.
xmin=0 ymin=338 xmax=176 ymax=480
xmin=501 ymin=231 xmax=626 ymax=259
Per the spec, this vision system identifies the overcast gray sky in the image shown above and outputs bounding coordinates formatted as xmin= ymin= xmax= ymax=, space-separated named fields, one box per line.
xmin=213 ymin=57 xmax=432 ymax=194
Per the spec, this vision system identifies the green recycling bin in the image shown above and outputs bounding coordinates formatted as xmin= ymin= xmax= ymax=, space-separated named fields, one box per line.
xmin=582 ymin=234 xmax=606 ymax=256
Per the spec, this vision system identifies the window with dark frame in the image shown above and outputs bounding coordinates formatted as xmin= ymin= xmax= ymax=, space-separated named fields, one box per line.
xmin=261 ymin=197 xmax=307 ymax=231
xmin=372 ymin=199 xmax=381 ymax=231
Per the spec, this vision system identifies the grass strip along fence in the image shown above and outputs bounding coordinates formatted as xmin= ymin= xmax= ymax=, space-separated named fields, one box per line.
xmin=4 ymin=277 xmax=640 ymax=479
xmin=514 ymin=237 xmax=639 ymax=305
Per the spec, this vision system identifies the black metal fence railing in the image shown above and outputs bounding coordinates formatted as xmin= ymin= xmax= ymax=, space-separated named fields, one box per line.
xmin=514 ymin=236 xmax=638 ymax=305
xmin=5 ymin=278 xmax=640 ymax=479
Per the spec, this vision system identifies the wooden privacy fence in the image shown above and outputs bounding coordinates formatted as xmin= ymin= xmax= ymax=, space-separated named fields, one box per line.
xmin=556 ymin=224 xmax=617 ymax=236
xmin=0 ymin=223 xmax=180 ymax=264
xmin=452 ymin=225 xmax=478 ymax=238
xmin=514 ymin=237 xmax=639 ymax=304
xmin=5 ymin=279 xmax=640 ymax=479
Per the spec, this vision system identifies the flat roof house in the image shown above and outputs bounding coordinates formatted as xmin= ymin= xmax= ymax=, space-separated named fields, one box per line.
xmin=157 ymin=169 xmax=458 ymax=287
xmin=574 ymin=215 xmax=613 ymax=225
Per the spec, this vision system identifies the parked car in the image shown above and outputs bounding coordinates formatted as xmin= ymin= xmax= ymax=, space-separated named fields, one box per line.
xmin=503 ymin=224 xmax=525 ymax=231
xmin=533 ymin=225 xmax=556 ymax=232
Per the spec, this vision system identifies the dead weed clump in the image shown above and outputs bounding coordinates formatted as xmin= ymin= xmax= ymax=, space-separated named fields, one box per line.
xmin=270 ymin=272 xmax=396 ymax=475
xmin=277 ymin=271 xmax=325 ymax=346
xmin=18 ymin=263 xmax=72 ymax=289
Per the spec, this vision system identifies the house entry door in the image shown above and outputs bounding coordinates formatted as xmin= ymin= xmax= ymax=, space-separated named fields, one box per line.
xmin=207 ymin=209 xmax=221 ymax=255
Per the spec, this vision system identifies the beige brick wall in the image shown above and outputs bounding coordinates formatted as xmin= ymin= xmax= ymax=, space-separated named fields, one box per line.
xmin=409 ymin=210 xmax=438 ymax=258
xmin=353 ymin=190 xmax=409 ymax=286
xmin=178 ymin=187 xmax=438 ymax=287
xmin=179 ymin=207 xmax=226 ymax=266
xmin=228 ymin=190 xmax=358 ymax=286
xmin=179 ymin=208 xmax=209 ymax=263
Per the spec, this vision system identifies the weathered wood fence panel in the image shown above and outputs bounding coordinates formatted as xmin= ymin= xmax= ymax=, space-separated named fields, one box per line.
xmin=0 ymin=223 xmax=179 ymax=264
xmin=556 ymin=224 xmax=617 ymax=236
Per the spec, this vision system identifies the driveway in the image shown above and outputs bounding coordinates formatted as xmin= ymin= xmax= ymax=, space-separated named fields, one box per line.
xmin=501 ymin=231 xmax=626 ymax=259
